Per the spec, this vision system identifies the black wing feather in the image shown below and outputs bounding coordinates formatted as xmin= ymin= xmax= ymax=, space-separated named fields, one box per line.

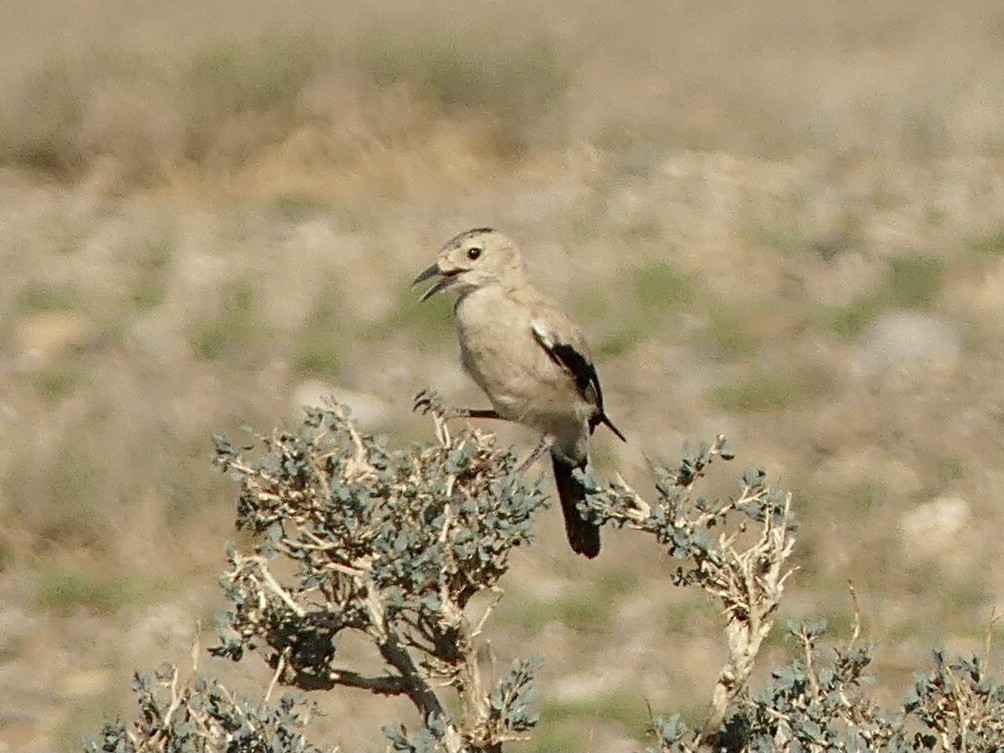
xmin=550 ymin=342 xmax=602 ymax=405
xmin=532 ymin=327 xmax=626 ymax=442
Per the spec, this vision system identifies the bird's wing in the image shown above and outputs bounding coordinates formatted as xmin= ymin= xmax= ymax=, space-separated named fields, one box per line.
xmin=530 ymin=319 xmax=603 ymax=407
xmin=530 ymin=317 xmax=626 ymax=442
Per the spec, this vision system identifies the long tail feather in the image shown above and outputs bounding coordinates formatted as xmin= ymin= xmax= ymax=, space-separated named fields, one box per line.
xmin=551 ymin=452 xmax=600 ymax=558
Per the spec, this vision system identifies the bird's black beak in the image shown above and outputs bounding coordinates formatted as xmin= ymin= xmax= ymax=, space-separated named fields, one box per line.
xmin=412 ymin=263 xmax=454 ymax=302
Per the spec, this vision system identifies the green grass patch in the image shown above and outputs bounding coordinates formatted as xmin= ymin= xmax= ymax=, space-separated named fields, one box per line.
xmin=925 ymin=205 xmax=947 ymax=227
xmin=51 ymin=214 xmax=94 ymax=256
xmin=800 ymin=482 xmax=882 ymax=524
xmin=571 ymin=286 xmax=648 ymax=357
xmin=540 ymin=692 xmax=648 ymax=738
xmin=594 ymin=327 xmax=645 ymax=358
xmin=19 ymin=283 xmax=79 ymax=313
xmin=571 ymin=286 xmax=609 ymax=323
xmin=129 ymin=231 xmax=174 ymax=310
xmin=886 ymin=617 xmax=925 ymax=644
xmin=706 ymin=304 xmax=763 ymax=360
xmin=744 ymin=224 xmax=808 ymax=256
xmin=887 ymin=254 xmax=944 ymax=308
xmin=552 ymin=591 xmax=615 ymax=631
xmin=511 ymin=725 xmax=584 ymax=752
xmin=846 ymin=481 xmax=889 ymax=512
xmin=624 ymin=219 xmax=663 ymax=242
xmin=294 ymin=283 xmax=343 ymax=377
xmin=595 ymin=566 xmax=637 ymax=596
xmin=812 ymin=295 xmax=884 ymax=340
xmin=966 ymin=229 xmax=1004 ymax=258
xmin=275 ymin=192 xmax=330 ymax=223
xmin=948 ymin=581 xmax=988 ymax=609
xmin=936 ymin=455 xmax=964 ymax=484
xmin=36 ymin=566 xmax=170 ymax=616
xmin=189 ymin=281 xmax=259 ymax=361
xmin=130 ymin=285 xmax=166 ymax=310
xmin=713 ymin=367 xmax=832 ymax=413
xmin=662 ymin=603 xmax=692 ymax=635
xmin=295 ymin=340 xmax=341 ymax=377
xmin=813 ymin=254 xmax=945 ymax=339
xmin=714 ymin=375 xmax=792 ymax=412
xmin=494 ymin=587 xmax=614 ymax=634
xmin=633 ymin=259 xmax=694 ymax=313
xmin=29 ymin=366 xmax=81 ymax=400
xmin=661 ymin=597 xmax=720 ymax=636
xmin=378 ymin=292 xmax=455 ymax=350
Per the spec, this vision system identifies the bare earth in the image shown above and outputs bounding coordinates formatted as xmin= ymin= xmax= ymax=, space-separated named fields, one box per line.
xmin=1 ymin=1 xmax=1004 ymax=750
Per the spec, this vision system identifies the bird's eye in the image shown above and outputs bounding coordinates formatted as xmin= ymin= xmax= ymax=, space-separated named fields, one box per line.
xmin=466 ymin=246 xmax=482 ymax=261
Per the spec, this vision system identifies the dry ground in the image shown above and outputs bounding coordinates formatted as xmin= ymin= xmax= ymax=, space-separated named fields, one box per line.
xmin=2 ymin=1 xmax=1004 ymax=750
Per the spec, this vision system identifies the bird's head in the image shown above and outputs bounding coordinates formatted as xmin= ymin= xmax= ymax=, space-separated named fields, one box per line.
xmin=413 ymin=228 xmax=525 ymax=302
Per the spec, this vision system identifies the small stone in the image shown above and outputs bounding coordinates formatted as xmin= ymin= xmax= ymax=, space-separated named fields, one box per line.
xmin=899 ymin=496 xmax=970 ymax=562
xmin=861 ymin=311 xmax=961 ymax=366
xmin=13 ymin=311 xmax=95 ymax=367
xmin=858 ymin=311 xmax=962 ymax=389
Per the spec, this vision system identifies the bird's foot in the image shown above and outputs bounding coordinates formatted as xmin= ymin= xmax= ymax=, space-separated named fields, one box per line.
xmin=516 ymin=436 xmax=552 ymax=475
xmin=413 ymin=388 xmax=459 ymax=446
xmin=413 ymin=388 xmax=462 ymax=422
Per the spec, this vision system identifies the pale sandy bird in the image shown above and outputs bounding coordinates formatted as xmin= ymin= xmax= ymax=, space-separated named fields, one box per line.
xmin=413 ymin=228 xmax=625 ymax=558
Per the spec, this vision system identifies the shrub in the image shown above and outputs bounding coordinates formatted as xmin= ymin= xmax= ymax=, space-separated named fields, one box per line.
xmin=85 ymin=403 xmax=1004 ymax=752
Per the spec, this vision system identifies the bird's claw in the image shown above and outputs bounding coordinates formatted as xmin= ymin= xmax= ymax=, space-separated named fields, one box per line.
xmin=413 ymin=388 xmax=455 ymax=446
xmin=413 ymin=388 xmax=459 ymax=421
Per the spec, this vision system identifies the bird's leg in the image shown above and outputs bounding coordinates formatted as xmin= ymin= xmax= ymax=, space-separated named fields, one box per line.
xmin=516 ymin=435 xmax=552 ymax=475
xmin=413 ymin=388 xmax=502 ymax=422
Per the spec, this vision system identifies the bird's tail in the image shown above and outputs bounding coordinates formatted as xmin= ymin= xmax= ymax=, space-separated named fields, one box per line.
xmin=550 ymin=452 xmax=600 ymax=559
xmin=589 ymin=411 xmax=627 ymax=443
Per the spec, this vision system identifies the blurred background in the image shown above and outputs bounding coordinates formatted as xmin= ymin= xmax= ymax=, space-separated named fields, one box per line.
xmin=2 ymin=0 xmax=1004 ymax=749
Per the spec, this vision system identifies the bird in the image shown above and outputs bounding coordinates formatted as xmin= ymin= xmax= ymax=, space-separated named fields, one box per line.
xmin=412 ymin=228 xmax=625 ymax=558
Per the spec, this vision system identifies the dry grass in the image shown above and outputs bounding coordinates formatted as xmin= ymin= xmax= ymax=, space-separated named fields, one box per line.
xmin=0 ymin=10 xmax=572 ymax=193
xmin=3 ymin=0 xmax=1004 ymax=196
xmin=3 ymin=0 xmax=1004 ymax=750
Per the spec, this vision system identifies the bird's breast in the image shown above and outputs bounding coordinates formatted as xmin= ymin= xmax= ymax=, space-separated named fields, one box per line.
xmin=455 ymin=290 xmax=589 ymax=436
